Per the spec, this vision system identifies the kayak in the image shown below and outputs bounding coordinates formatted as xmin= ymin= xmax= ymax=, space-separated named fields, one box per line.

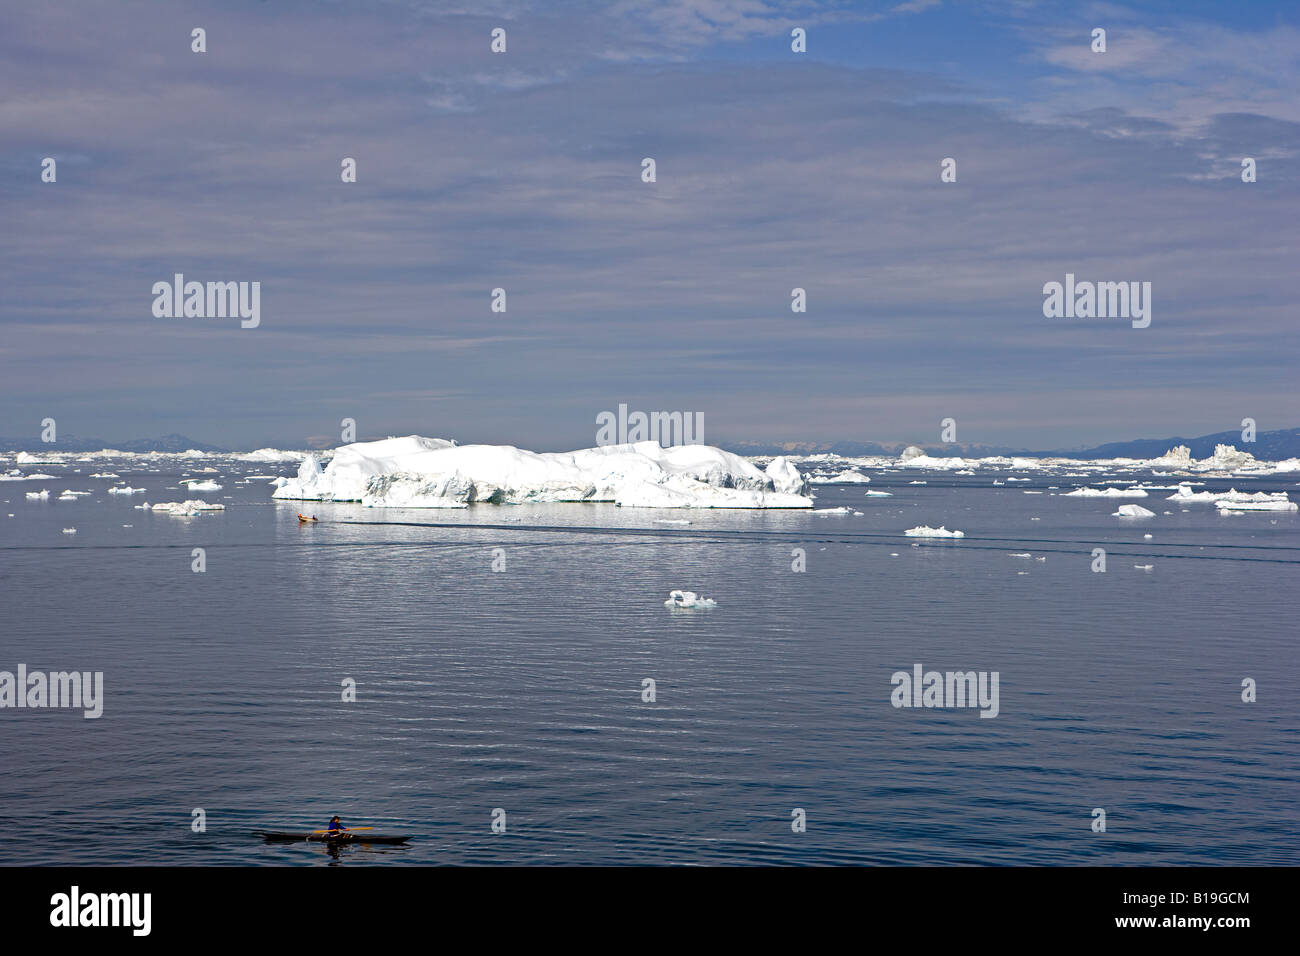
xmin=297 ymin=514 xmax=317 ymax=523
xmin=258 ymin=830 xmax=411 ymax=844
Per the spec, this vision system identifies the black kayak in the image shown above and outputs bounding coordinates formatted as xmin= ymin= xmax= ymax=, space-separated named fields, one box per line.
xmin=258 ymin=830 xmax=412 ymax=844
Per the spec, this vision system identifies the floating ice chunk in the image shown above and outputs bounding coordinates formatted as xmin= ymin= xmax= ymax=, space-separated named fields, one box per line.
xmin=25 ymin=490 xmax=49 ymax=501
xmin=57 ymin=494 xmax=77 ymax=501
xmin=108 ymin=486 xmax=146 ymax=495
xmin=814 ymin=506 xmax=852 ymax=514
xmin=1134 ymin=564 xmax=1153 ymax=571
xmin=148 ymin=500 xmax=226 ymax=516
xmin=1213 ymin=490 xmax=1296 ymax=512
xmin=904 ymin=525 xmax=965 ymax=538
xmin=1009 ymin=553 xmax=1032 ymax=559
xmin=864 ymin=490 xmax=893 ymax=497
xmin=89 ymin=473 xmax=120 ymax=479
xmin=1143 ymin=533 xmax=1153 ymax=539
xmin=1035 ymin=556 xmax=1046 ymax=562
xmin=183 ymin=479 xmax=223 ymax=492
xmin=908 ymin=481 xmax=927 ymax=485
xmin=1066 ymin=487 xmax=1149 ymax=497
xmin=664 ymin=590 xmax=717 ymax=609
xmin=62 ymin=528 xmax=76 ymax=534
xmin=810 ymin=470 xmax=870 ymax=484
xmin=1113 ymin=504 xmax=1155 ymax=517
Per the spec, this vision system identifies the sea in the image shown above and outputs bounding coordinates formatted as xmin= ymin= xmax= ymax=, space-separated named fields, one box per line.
xmin=1 ymin=458 xmax=1297 ymax=865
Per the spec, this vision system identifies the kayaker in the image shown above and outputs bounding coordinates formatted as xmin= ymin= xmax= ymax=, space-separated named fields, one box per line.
xmin=328 ymin=816 xmax=343 ymax=833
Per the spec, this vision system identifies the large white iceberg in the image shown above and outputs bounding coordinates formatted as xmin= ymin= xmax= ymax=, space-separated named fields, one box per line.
xmin=272 ymin=436 xmax=813 ymax=509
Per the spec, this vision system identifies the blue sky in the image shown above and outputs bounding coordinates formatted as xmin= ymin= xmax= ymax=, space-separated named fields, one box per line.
xmin=2 ymin=0 xmax=1297 ymax=450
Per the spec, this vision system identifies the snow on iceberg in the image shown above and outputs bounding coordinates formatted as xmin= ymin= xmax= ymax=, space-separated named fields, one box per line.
xmin=904 ymin=525 xmax=965 ymax=538
xmin=664 ymin=590 xmax=717 ymax=609
xmin=1113 ymin=504 xmax=1155 ymax=517
xmin=272 ymin=436 xmax=813 ymax=509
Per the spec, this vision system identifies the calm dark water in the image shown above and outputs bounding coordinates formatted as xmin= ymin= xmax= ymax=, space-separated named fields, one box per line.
xmin=1 ymin=459 xmax=1297 ymax=865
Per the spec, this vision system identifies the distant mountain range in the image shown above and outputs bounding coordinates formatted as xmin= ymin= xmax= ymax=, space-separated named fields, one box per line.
xmin=3 ymin=426 xmax=1299 ymax=461
xmin=723 ymin=426 xmax=1300 ymax=461
xmin=0 ymin=433 xmax=230 ymax=453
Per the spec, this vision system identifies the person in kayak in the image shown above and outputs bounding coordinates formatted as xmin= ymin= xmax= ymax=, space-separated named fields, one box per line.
xmin=328 ymin=816 xmax=344 ymax=833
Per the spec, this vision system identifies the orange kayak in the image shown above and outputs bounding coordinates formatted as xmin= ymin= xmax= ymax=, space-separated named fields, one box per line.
xmin=297 ymin=514 xmax=318 ymax=523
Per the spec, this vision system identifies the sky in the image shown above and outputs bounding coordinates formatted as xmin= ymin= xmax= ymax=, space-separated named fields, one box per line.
xmin=1 ymin=0 xmax=1297 ymax=451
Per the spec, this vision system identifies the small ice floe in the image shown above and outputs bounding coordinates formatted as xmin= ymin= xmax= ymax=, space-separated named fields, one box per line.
xmin=904 ymin=525 xmax=965 ymax=538
xmin=61 ymin=528 xmax=76 ymax=534
xmin=122 ymin=524 xmax=132 ymax=528
xmin=57 ymin=493 xmax=78 ymax=501
xmin=653 ymin=518 xmax=691 ymax=525
xmin=183 ymin=479 xmax=223 ymax=492
xmin=1035 ymin=556 xmax=1046 ymax=562
xmin=1016 ymin=570 xmax=1029 ymax=575
xmin=1143 ymin=533 xmax=1153 ymax=539
xmin=26 ymin=490 xmax=49 ymax=501
xmin=890 ymin=552 xmax=899 ymax=556
xmin=908 ymin=481 xmax=927 ymax=485
xmin=1007 ymin=477 xmax=1030 ymax=482
xmin=89 ymin=472 xmax=120 ymax=479
xmin=108 ymin=486 xmax=146 ymax=495
xmin=664 ymin=590 xmax=717 ymax=609
xmin=1022 ymin=490 xmax=1043 ymax=494
xmin=1113 ymin=504 xmax=1155 ymax=518
xmin=1030 ymin=517 xmax=1040 ymax=520
xmin=146 ymin=500 xmax=226 ymax=516
xmin=1009 ymin=553 xmax=1033 ymax=559
xmin=853 ymin=511 xmax=863 ymax=516
xmin=864 ymin=490 xmax=893 ymax=497
xmin=814 ymin=506 xmax=852 ymax=514
xmin=992 ymin=480 xmax=1005 ymax=486
xmin=1134 ymin=564 xmax=1154 ymax=571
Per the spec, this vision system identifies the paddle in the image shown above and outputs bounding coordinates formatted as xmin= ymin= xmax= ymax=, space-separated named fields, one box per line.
xmin=309 ymin=826 xmax=374 ymax=834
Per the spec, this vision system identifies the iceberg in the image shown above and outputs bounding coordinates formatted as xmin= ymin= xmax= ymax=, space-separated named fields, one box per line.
xmin=146 ymin=500 xmax=226 ymax=515
xmin=108 ymin=486 xmax=146 ymax=495
xmin=904 ymin=525 xmax=965 ymax=538
xmin=183 ymin=479 xmax=223 ymax=492
xmin=25 ymin=490 xmax=49 ymax=500
xmin=1216 ymin=491 xmax=1297 ymax=512
xmin=810 ymin=469 xmax=870 ymax=484
xmin=1113 ymin=504 xmax=1155 ymax=517
xmin=664 ymin=590 xmax=717 ymax=609
xmin=272 ymin=436 xmax=813 ymax=509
